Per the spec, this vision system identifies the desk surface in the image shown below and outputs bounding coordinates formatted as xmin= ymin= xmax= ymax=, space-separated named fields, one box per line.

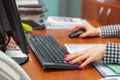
xmin=22 ymin=21 xmax=120 ymax=80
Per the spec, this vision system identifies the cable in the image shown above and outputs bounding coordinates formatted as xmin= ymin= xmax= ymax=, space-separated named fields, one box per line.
xmin=0 ymin=31 xmax=11 ymax=50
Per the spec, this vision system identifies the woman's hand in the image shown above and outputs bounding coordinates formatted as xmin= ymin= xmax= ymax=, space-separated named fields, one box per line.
xmin=69 ymin=24 xmax=100 ymax=38
xmin=64 ymin=45 xmax=106 ymax=68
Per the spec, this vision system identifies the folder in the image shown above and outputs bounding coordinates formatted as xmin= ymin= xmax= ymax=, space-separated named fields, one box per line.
xmin=107 ymin=64 xmax=120 ymax=74
xmin=93 ymin=62 xmax=120 ymax=78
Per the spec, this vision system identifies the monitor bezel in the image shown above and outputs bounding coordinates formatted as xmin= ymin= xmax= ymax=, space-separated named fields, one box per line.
xmin=2 ymin=0 xmax=29 ymax=54
xmin=0 ymin=0 xmax=29 ymax=64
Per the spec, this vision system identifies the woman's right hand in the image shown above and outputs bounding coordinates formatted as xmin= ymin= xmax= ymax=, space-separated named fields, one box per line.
xmin=64 ymin=45 xmax=106 ymax=68
xmin=69 ymin=24 xmax=100 ymax=38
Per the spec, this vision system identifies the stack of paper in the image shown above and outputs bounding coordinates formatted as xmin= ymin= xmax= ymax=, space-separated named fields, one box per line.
xmin=45 ymin=16 xmax=93 ymax=29
xmin=16 ymin=0 xmax=47 ymax=30
xmin=16 ymin=0 xmax=47 ymax=20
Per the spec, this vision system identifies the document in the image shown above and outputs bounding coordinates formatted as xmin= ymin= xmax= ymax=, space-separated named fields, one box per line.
xmin=64 ymin=43 xmax=120 ymax=78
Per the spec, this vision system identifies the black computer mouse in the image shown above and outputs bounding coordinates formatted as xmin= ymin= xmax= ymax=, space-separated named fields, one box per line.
xmin=68 ymin=29 xmax=85 ymax=38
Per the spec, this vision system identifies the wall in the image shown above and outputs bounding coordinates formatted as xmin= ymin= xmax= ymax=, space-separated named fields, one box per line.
xmin=43 ymin=0 xmax=59 ymax=19
xmin=68 ymin=0 xmax=81 ymax=18
xmin=43 ymin=0 xmax=81 ymax=19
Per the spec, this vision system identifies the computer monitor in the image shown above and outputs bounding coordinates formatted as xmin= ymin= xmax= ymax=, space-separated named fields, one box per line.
xmin=0 ymin=0 xmax=29 ymax=64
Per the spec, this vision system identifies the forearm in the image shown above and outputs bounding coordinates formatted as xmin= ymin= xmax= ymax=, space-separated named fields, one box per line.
xmin=103 ymin=42 xmax=120 ymax=64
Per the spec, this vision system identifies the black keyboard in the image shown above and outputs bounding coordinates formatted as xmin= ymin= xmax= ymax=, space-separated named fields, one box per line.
xmin=28 ymin=35 xmax=79 ymax=69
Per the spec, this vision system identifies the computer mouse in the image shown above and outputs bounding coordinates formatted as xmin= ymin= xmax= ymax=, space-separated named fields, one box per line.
xmin=68 ymin=29 xmax=85 ymax=38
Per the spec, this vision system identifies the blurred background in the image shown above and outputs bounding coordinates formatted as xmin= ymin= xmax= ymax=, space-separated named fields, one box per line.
xmin=43 ymin=0 xmax=81 ymax=18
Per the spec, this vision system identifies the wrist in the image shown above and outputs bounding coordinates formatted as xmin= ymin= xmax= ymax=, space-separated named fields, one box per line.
xmin=95 ymin=28 xmax=100 ymax=37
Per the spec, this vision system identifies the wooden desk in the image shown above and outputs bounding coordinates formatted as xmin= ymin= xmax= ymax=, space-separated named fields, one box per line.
xmin=22 ymin=21 xmax=120 ymax=80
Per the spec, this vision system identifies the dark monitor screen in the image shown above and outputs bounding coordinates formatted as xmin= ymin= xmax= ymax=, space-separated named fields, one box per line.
xmin=0 ymin=0 xmax=29 ymax=64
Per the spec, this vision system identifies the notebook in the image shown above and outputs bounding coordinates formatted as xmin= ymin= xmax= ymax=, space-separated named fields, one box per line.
xmin=107 ymin=64 xmax=120 ymax=74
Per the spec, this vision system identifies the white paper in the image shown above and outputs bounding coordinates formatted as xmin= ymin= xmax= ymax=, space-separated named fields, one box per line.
xmin=64 ymin=43 xmax=103 ymax=53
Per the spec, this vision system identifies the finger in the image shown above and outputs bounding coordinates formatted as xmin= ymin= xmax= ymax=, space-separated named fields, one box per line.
xmin=69 ymin=24 xmax=81 ymax=31
xmin=71 ymin=54 xmax=88 ymax=64
xmin=65 ymin=51 xmax=85 ymax=61
xmin=79 ymin=32 xmax=89 ymax=38
xmin=69 ymin=24 xmax=86 ymax=31
xmin=79 ymin=57 xmax=92 ymax=68
xmin=66 ymin=52 xmax=82 ymax=60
